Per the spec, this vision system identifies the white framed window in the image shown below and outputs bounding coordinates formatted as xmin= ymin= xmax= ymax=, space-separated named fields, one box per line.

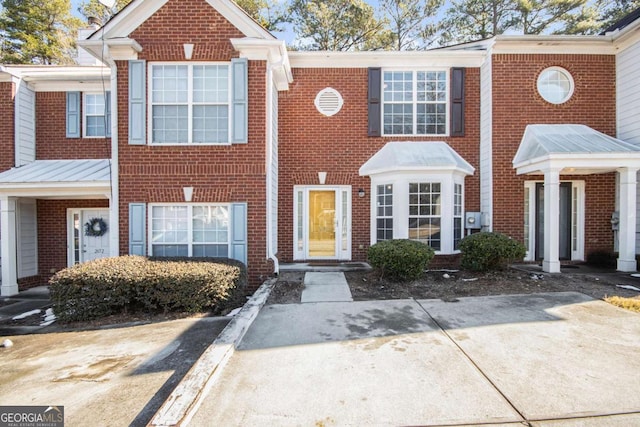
xmin=149 ymin=204 xmax=230 ymax=257
xmin=83 ymin=93 xmax=108 ymax=137
xmin=382 ymin=70 xmax=448 ymax=136
xmin=376 ymin=184 xmax=393 ymax=242
xmin=408 ymin=182 xmax=441 ymax=250
xmin=149 ymin=63 xmax=231 ymax=144
xmin=454 ymin=183 xmax=463 ymax=250
xmin=368 ymin=174 xmax=464 ymax=254
xmin=537 ymin=67 xmax=574 ymax=105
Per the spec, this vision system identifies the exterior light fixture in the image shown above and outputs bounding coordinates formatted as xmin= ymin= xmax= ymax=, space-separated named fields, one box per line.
xmin=358 ymin=188 xmax=365 ymax=198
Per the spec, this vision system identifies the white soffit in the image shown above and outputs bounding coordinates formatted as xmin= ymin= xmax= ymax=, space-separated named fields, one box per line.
xmin=492 ymin=35 xmax=616 ymax=54
xmin=359 ymin=141 xmax=475 ymax=176
xmin=513 ymin=124 xmax=640 ymax=174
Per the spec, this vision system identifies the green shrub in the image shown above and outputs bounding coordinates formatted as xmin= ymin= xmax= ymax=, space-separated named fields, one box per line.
xmin=367 ymin=239 xmax=435 ymax=281
xmin=49 ymin=256 xmax=246 ymax=322
xmin=459 ymin=232 xmax=526 ymax=271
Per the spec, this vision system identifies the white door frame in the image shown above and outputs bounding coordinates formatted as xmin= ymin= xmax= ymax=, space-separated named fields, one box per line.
xmin=524 ymin=180 xmax=585 ymax=262
xmin=293 ymin=185 xmax=352 ymax=261
xmin=67 ymin=208 xmax=111 ymax=266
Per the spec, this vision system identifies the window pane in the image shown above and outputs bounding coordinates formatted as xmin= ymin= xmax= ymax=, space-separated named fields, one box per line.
xmin=152 ymin=105 xmax=189 ymax=143
xmin=152 ymin=244 xmax=188 ymax=257
xmin=152 ymin=65 xmax=188 ymax=103
xmin=376 ymin=184 xmax=393 ymax=242
xmin=192 ymin=205 xmax=229 ymax=243
xmin=151 ymin=206 xmax=188 ymax=243
xmin=193 ymin=105 xmax=229 ymax=143
xmin=86 ymin=116 xmax=106 ymax=137
xmin=408 ymin=182 xmax=441 ymax=250
xmin=193 ymin=244 xmax=228 ymax=257
xmin=193 ymin=65 xmax=229 ymax=103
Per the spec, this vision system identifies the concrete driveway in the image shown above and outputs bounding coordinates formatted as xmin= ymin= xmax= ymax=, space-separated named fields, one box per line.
xmin=0 ymin=317 xmax=228 ymax=427
xmin=188 ymin=292 xmax=640 ymax=426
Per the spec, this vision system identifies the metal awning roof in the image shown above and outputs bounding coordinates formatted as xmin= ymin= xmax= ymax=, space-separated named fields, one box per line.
xmin=0 ymin=159 xmax=111 ymax=198
xmin=359 ymin=141 xmax=475 ymax=176
xmin=513 ymin=125 xmax=640 ymax=175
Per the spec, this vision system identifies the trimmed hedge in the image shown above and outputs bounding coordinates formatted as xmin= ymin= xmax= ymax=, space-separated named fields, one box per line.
xmin=459 ymin=232 xmax=526 ymax=271
xmin=367 ymin=239 xmax=435 ymax=281
xmin=49 ymin=256 xmax=246 ymax=322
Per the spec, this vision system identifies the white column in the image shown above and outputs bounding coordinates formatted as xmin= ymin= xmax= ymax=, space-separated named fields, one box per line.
xmin=543 ymin=169 xmax=561 ymax=273
xmin=617 ymin=167 xmax=638 ymax=272
xmin=1 ymin=196 xmax=19 ymax=296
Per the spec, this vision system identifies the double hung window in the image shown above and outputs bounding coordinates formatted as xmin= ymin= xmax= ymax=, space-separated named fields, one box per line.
xmin=150 ymin=64 xmax=230 ymax=144
xmin=382 ymin=71 xmax=447 ymax=136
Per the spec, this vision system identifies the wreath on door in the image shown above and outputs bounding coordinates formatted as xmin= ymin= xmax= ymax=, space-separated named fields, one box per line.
xmin=84 ymin=217 xmax=108 ymax=237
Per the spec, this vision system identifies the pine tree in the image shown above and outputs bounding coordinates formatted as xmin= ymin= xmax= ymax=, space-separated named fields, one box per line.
xmin=380 ymin=0 xmax=444 ymax=50
xmin=0 ymin=0 xmax=82 ymax=64
xmin=289 ymin=0 xmax=393 ymax=51
xmin=77 ymin=0 xmax=132 ymax=26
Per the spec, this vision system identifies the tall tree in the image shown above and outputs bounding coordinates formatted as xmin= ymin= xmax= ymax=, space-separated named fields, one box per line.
xmin=380 ymin=0 xmax=443 ymax=50
xmin=289 ymin=0 xmax=393 ymax=51
xmin=440 ymin=0 xmax=516 ymax=44
xmin=78 ymin=0 xmax=132 ymax=26
xmin=0 ymin=0 xmax=82 ymax=64
xmin=514 ymin=0 xmax=587 ymax=34
xmin=598 ymin=0 xmax=640 ymax=31
xmin=235 ymin=0 xmax=288 ymax=32
xmin=554 ymin=4 xmax=601 ymax=34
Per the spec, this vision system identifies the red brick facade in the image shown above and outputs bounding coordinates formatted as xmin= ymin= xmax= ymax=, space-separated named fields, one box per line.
xmin=0 ymin=82 xmax=15 ymax=173
xmin=278 ymin=67 xmax=481 ymax=262
xmin=118 ymin=0 xmax=272 ymax=287
xmin=491 ymin=54 xmax=617 ymax=256
xmin=35 ymin=92 xmax=111 ymax=160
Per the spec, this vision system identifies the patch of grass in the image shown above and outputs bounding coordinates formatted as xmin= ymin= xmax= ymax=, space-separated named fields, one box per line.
xmin=605 ymin=296 xmax=640 ymax=313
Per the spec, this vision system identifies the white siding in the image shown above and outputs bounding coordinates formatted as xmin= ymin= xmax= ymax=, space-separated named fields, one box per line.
xmin=617 ymin=41 xmax=640 ymax=252
xmin=17 ymin=199 xmax=37 ymax=278
xmin=15 ymin=81 xmax=35 ymax=167
xmin=479 ymin=54 xmax=493 ymax=231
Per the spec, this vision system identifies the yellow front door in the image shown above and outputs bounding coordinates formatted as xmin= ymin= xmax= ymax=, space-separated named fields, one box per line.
xmin=308 ymin=190 xmax=336 ymax=257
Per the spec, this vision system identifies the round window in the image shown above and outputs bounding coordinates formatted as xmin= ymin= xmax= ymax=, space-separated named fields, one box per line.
xmin=314 ymin=88 xmax=343 ymax=116
xmin=537 ymin=67 xmax=574 ymax=104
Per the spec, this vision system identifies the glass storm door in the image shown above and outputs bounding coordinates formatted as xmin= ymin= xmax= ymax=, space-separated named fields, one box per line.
xmin=294 ymin=187 xmax=351 ymax=260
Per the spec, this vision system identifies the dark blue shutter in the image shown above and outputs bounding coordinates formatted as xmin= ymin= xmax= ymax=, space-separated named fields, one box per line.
xmin=231 ymin=58 xmax=248 ymax=143
xmin=128 ymin=60 xmax=146 ymax=145
xmin=129 ymin=203 xmax=146 ymax=255
xmin=230 ymin=203 xmax=247 ymax=265
xmin=105 ymin=91 xmax=112 ymax=138
xmin=66 ymin=92 xmax=81 ymax=138
xmin=450 ymin=68 xmax=465 ymax=137
xmin=368 ymin=68 xmax=381 ymax=137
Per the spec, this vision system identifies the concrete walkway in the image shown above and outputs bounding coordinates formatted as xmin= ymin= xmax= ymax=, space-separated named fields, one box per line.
xmin=188 ymin=291 xmax=640 ymax=426
xmin=301 ymin=272 xmax=353 ymax=303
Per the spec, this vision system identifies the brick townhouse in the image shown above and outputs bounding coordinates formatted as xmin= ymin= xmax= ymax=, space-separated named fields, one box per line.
xmin=0 ymin=0 xmax=639 ymax=296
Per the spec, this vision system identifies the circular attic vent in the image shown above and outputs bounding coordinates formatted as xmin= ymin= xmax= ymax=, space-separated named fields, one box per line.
xmin=314 ymin=88 xmax=344 ymax=116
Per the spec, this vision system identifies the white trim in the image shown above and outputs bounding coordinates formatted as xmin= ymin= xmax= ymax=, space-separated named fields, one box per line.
xmin=292 ymin=186 xmax=352 ymax=261
xmin=230 ymin=38 xmax=292 ymax=91
xmin=523 ymin=180 xmax=584 ymax=262
xmin=492 ymin=35 xmax=616 ymax=55
xmin=368 ymin=171 xmax=466 ymax=255
xmin=380 ymin=69 xmax=450 ymax=138
xmin=83 ymin=92 xmax=109 ymax=138
xmin=147 ymin=203 xmax=232 ymax=257
xmin=288 ymin=50 xmax=487 ymax=68
xmin=147 ymin=62 xmax=232 ymax=146
xmin=536 ymin=66 xmax=574 ymax=105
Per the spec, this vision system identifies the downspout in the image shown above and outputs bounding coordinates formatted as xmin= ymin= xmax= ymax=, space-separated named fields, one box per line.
xmin=265 ymin=65 xmax=279 ymax=275
xmin=104 ymin=49 xmax=119 ymax=258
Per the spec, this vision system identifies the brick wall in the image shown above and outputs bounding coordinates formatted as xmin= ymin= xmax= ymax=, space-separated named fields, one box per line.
xmin=278 ymin=67 xmax=481 ymax=262
xmin=0 ymin=82 xmax=15 ymax=172
xmin=491 ymin=54 xmax=617 ymax=256
xmin=34 ymin=199 xmax=109 ymax=284
xmin=35 ymin=92 xmax=111 ymax=160
xmin=119 ymin=0 xmax=271 ymax=288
